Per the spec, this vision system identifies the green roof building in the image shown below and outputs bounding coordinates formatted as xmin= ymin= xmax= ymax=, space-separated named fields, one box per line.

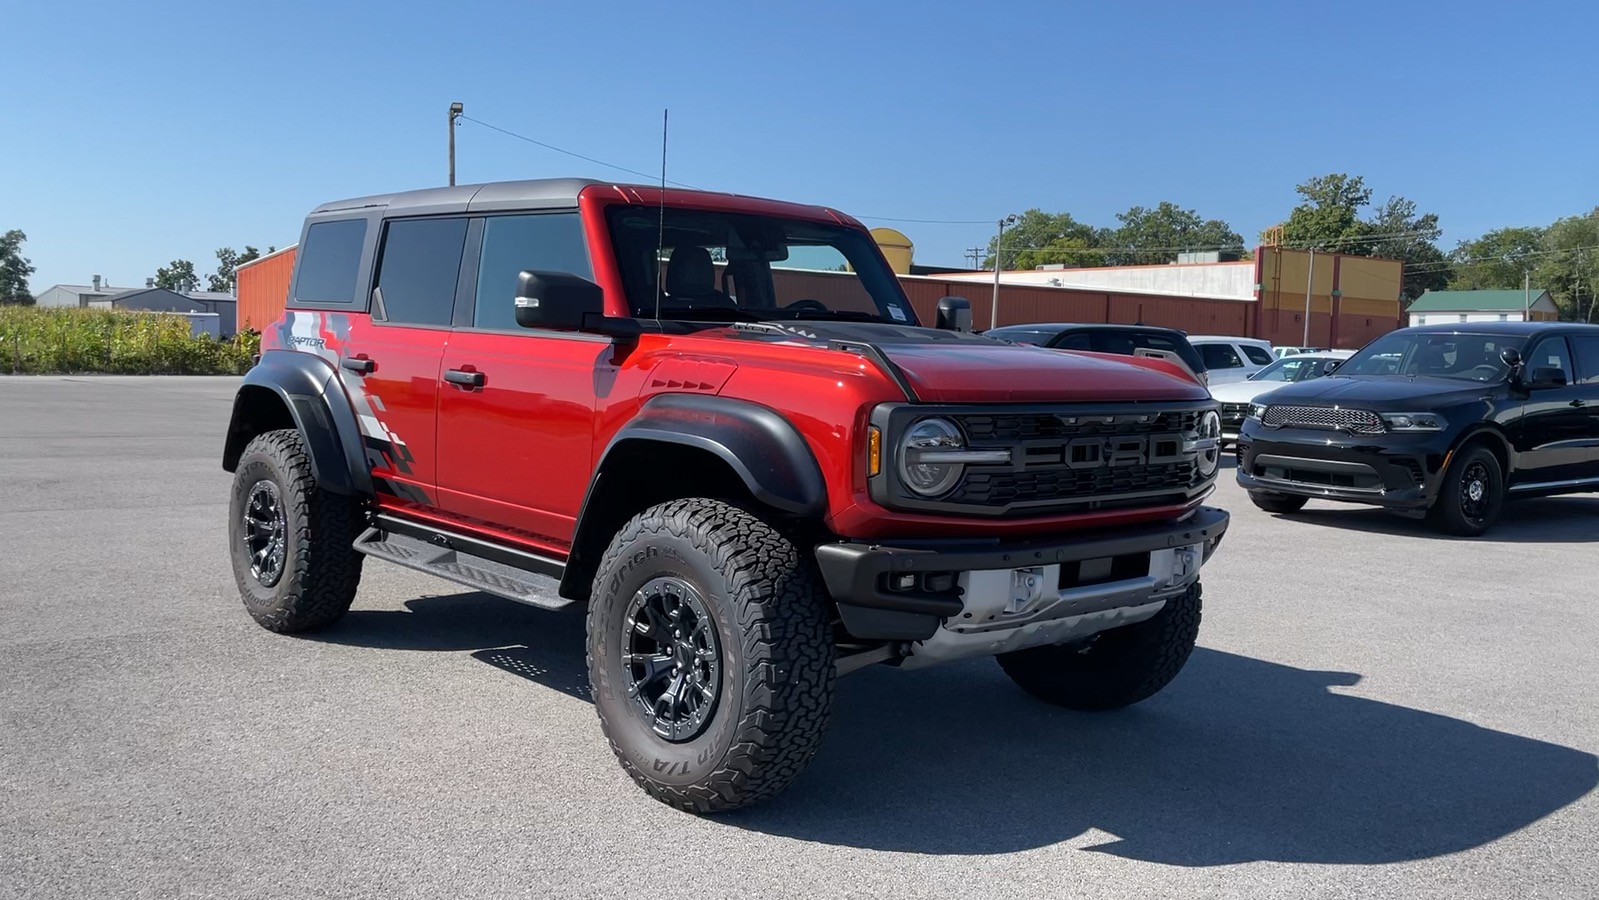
xmin=1407 ymin=289 xmax=1558 ymax=326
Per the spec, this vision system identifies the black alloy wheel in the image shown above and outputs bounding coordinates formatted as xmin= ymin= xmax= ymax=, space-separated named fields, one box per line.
xmin=242 ymin=479 xmax=288 ymax=587
xmin=1427 ymin=444 xmax=1504 ymax=537
xmin=622 ymin=576 xmax=723 ymax=743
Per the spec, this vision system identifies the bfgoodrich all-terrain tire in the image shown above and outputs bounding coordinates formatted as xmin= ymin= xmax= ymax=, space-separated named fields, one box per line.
xmin=228 ymin=428 xmax=365 ymax=633
xmin=586 ymin=499 xmax=835 ymax=813
xmin=1426 ymin=443 xmax=1505 ymax=537
xmin=1249 ymin=491 xmax=1309 ymax=514
xmin=996 ymin=582 xmax=1203 ymax=711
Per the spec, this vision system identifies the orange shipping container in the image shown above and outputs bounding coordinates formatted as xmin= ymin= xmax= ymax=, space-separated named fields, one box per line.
xmin=236 ymin=245 xmax=297 ymax=333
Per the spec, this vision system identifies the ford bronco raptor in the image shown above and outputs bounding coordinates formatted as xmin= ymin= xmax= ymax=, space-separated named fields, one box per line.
xmin=222 ymin=178 xmax=1229 ymax=812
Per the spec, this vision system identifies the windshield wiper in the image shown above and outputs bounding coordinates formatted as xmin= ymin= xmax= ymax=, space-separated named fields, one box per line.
xmin=652 ymin=305 xmax=770 ymax=323
xmin=784 ymin=309 xmax=890 ymax=323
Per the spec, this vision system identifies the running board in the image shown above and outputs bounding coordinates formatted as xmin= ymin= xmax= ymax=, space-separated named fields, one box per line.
xmin=353 ymin=519 xmax=575 ymax=612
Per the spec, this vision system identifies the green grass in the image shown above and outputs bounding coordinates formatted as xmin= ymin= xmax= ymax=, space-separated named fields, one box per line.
xmin=0 ymin=306 xmax=261 ymax=375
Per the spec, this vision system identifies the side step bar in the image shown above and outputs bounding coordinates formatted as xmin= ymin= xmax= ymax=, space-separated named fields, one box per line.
xmin=353 ymin=515 xmax=575 ymax=611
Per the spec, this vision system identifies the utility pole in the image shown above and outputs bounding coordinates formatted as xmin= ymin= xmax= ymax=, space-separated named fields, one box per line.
xmin=965 ymin=247 xmax=984 ymax=270
xmin=448 ymin=102 xmax=464 ymax=186
xmin=1302 ymin=247 xmax=1316 ymax=346
xmin=991 ymin=214 xmax=1018 ymax=330
xmin=1524 ymin=268 xmax=1530 ymax=320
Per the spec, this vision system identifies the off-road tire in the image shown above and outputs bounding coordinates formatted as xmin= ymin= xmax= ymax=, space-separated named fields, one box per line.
xmin=1249 ymin=491 xmax=1309 ymax=514
xmin=996 ymin=581 xmax=1202 ymax=711
xmin=228 ymin=428 xmax=365 ymax=633
xmin=587 ymin=499 xmax=835 ymax=813
xmin=1426 ymin=443 xmax=1504 ymax=537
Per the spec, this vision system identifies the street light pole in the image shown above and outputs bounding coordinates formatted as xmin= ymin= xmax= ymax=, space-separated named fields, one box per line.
xmin=1302 ymin=247 xmax=1315 ymax=346
xmin=991 ymin=214 xmax=1018 ymax=330
xmin=448 ymin=102 xmax=464 ymax=186
xmin=1524 ymin=268 xmax=1530 ymax=320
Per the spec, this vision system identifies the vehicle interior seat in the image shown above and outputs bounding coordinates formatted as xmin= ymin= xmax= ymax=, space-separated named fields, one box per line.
xmin=665 ymin=246 xmax=734 ymax=307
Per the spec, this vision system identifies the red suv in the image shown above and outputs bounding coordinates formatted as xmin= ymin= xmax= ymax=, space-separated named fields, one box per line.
xmin=222 ymin=178 xmax=1229 ymax=812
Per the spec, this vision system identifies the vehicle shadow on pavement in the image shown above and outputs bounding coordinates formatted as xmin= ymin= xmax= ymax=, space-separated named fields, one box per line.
xmin=1278 ymin=496 xmax=1599 ymax=543
xmin=306 ymin=593 xmax=1598 ymax=866
xmin=726 ymin=649 xmax=1599 ymax=865
xmin=307 ymin=593 xmax=593 ymax=702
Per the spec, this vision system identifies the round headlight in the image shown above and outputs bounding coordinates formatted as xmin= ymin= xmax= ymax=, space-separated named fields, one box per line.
xmin=1196 ymin=410 xmax=1221 ymax=478
xmin=898 ymin=417 xmax=965 ymax=497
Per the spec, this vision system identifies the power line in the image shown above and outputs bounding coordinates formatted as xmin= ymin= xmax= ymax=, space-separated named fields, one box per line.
xmin=459 ymin=115 xmax=702 ymax=188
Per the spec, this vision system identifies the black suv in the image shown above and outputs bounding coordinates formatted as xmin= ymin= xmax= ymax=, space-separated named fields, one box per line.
xmin=1236 ymin=322 xmax=1599 ymax=535
xmin=982 ymin=323 xmax=1209 ymax=384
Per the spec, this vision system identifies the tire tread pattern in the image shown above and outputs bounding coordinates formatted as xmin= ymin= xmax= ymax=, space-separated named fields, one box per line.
xmin=587 ymin=499 xmax=835 ymax=813
xmin=233 ymin=428 xmax=364 ymax=633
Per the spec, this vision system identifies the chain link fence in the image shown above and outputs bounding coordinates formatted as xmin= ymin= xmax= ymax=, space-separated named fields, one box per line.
xmin=1 ymin=308 xmax=261 ymax=375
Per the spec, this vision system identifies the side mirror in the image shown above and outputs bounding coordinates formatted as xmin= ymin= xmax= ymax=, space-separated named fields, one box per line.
xmin=1500 ymin=347 xmax=1523 ymax=368
xmin=515 ymin=270 xmax=603 ymax=331
xmin=1530 ymin=366 xmax=1568 ymax=388
xmin=935 ymin=296 xmax=972 ymax=332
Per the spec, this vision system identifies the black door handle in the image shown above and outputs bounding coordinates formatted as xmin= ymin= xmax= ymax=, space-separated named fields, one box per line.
xmin=1571 ymin=399 xmax=1587 ymax=408
xmin=444 ymin=368 xmax=485 ymax=388
xmin=341 ymin=356 xmax=374 ymax=374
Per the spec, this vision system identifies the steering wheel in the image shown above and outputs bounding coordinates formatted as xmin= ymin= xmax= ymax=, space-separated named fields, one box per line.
xmin=1462 ymin=364 xmax=1502 ymax=380
xmin=783 ymin=299 xmax=828 ymax=313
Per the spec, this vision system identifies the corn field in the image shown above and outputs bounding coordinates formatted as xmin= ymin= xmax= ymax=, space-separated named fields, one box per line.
xmin=0 ymin=307 xmax=261 ymax=375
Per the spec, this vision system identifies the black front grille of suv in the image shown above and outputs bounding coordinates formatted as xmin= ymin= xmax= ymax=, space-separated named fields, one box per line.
xmin=930 ymin=408 xmax=1208 ymax=515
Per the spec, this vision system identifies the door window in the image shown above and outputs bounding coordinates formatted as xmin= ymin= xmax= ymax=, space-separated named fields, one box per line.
xmin=1241 ymin=344 xmax=1275 ymax=366
xmin=1525 ymin=336 xmax=1573 ymax=383
xmin=1199 ymin=343 xmax=1244 ymax=370
xmin=473 ymin=213 xmax=592 ymax=331
xmin=1571 ymin=334 xmax=1599 ymax=385
xmin=1054 ymin=332 xmax=1093 ymax=351
xmin=374 ymin=217 xmax=469 ymax=327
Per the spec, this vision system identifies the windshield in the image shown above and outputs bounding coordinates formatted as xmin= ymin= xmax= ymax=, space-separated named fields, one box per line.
xmin=1339 ymin=331 xmax=1522 ymax=382
xmin=1248 ymin=355 xmax=1335 ymax=383
xmin=604 ymin=205 xmax=917 ymax=325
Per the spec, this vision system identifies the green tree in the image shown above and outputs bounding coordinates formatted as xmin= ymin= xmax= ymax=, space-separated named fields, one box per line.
xmin=1280 ymin=173 xmax=1373 ymax=254
xmin=1532 ymin=210 xmax=1599 ymax=320
xmin=0 ymin=229 xmax=37 ymax=305
xmin=154 ymin=259 xmax=199 ymax=292
xmin=1366 ymin=196 xmax=1450 ymax=299
xmin=1279 ymin=173 xmax=1448 ymax=301
xmin=1104 ymin=201 xmax=1244 ymax=265
xmin=208 ymin=245 xmax=261 ymax=293
xmin=984 ymin=209 xmax=1108 ymax=270
xmin=1447 ymin=226 xmax=1547 ymax=290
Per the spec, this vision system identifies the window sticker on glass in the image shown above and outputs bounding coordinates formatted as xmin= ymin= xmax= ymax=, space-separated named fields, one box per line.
xmin=887 ymin=305 xmax=907 ymax=322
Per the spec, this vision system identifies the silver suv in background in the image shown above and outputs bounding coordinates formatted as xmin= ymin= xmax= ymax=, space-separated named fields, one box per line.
xmin=1187 ymin=335 xmax=1277 ymax=384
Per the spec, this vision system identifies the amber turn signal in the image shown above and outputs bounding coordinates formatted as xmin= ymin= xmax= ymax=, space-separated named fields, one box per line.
xmin=867 ymin=426 xmax=882 ymax=477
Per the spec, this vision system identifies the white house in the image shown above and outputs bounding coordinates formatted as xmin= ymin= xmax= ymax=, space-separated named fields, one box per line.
xmin=1406 ymin=289 xmax=1559 ymax=327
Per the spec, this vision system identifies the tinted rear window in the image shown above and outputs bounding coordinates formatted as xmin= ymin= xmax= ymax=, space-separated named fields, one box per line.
xmin=374 ymin=217 xmax=468 ymax=327
xmin=1200 ymin=343 xmax=1244 ymax=369
xmin=987 ymin=328 xmax=1058 ymax=345
xmin=1242 ymin=344 xmax=1275 ymax=366
xmin=293 ymin=219 xmax=367 ymax=304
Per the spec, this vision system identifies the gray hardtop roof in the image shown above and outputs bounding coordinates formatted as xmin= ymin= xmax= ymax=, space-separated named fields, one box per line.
xmin=1406 ymin=321 xmax=1598 ymax=336
xmin=307 ymin=177 xmax=839 ymax=220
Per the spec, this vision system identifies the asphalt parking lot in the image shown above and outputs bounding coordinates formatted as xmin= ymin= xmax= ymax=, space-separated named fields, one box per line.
xmin=2 ymin=375 xmax=1596 ymax=900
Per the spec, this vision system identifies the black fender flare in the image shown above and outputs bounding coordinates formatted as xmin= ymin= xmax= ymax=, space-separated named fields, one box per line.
xmin=1452 ymin=423 xmax=1516 ymax=473
xmin=222 ymin=350 xmax=372 ymax=497
xmin=558 ymin=394 xmax=827 ymax=599
xmin=596 ymin=393 xmax=826 ymax=516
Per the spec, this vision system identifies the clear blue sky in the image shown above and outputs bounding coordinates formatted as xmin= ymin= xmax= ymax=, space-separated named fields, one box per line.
xmin=5 ymin=0 xmax=1596 ymax=292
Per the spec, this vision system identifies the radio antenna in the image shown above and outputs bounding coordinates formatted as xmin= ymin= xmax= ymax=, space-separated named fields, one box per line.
xmin=653 ymin=108 xmax=668 ymax=322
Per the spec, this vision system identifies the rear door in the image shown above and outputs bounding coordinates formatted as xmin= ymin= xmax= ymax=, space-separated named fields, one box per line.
xmin=1564 ymin=332 xmax=1599 ymax=482
xmin=343 ymin=216 xmax=465 ymax=512
xmin=1509 ymin=335 xmax=1596 ymax=488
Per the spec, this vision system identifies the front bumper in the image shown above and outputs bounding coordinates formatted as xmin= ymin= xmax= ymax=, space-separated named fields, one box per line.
xmin=814 ymin=506 xmax=1229 ymax=643
xmin=1234 ymin=419 xmax=1451 ymax=509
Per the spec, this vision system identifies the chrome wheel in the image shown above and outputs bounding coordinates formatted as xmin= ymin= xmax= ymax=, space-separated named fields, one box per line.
xmin=242 ymin=480 xmax=287 ymax=587
xmin=621 ymin=577 xmax=722 ymax=742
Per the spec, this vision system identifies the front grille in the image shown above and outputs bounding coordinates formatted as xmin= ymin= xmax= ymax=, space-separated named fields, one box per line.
xmin=1262 ymin=405 xmax=1383 ymax=435
xmin=1219 ymin=402 xmax=1250 ymax=428
xmin=959 ymin=410 xmax=1200 ymax=442
xmin=930 ymin=407 xmax=1209 ymax=514
xmin=952 ymin=462 xmax=1197 ymax=507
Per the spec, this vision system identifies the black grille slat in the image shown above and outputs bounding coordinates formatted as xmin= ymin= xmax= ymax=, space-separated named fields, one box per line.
xmin=940 ymin=408 xmax=1206 ymax=512
xmin=1262 ymin=405 xmax=1383 ymax=434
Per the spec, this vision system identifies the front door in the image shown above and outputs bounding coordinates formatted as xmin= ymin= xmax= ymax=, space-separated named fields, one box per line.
xmin=433 ymin=211 xmax=603 ymax=553
xmin=1509 ymin=335 xmax=1599 ymax=488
